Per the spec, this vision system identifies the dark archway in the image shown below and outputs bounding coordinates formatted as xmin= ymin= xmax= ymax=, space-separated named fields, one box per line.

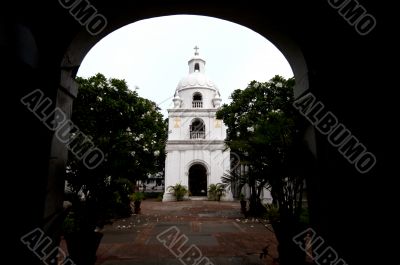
xmin=192 ymin=92 xmax=203 ymax=108
xmin=190 ymin=118 xmax=205 ymax=139
xmin=188 ymin=164 xmax=207 ymax=196
xmin=4 ymin=2 xmax=394 ymax=265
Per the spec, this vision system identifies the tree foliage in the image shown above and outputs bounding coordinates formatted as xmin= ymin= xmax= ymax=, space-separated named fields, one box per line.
xmin=217 ymin=75 xmax=314 ymax=264
xmin=217 ymin=75 xmax=303 ymax=212
xmin=65 ymin=73 xmax=167 ymax=226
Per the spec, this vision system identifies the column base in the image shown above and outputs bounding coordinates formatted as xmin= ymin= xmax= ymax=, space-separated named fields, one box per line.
xmin=162 ymin=192 xmax=176 ymax=202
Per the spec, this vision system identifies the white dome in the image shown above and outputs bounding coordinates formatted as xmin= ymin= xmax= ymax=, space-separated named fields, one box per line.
xmin=176 ymin=72 xmax=218 ymax=91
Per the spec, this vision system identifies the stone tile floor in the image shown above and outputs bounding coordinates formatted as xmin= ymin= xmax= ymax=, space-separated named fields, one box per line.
xmin=64 ymin=200 xmax=279 ymax=265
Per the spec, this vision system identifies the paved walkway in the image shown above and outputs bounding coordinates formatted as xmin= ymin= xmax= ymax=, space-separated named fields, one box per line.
xmin=94 ymin=200 xmax=278 ymax=265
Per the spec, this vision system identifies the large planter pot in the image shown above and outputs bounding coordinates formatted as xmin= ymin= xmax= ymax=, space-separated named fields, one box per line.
xmin=240 ymin=200 xmax=247 ymax=213
xmin=134 ymin=201 xmax=141 ymax=214
xmin=65 ymin=231 xmax=103 ymax=265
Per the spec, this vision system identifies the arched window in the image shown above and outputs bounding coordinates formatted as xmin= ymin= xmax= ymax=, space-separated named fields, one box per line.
xmin=194 ymin=63 xmax=200 ymax=72
xmin=190 ymin=118 xmax=205 ymax=139
xmin=192 ymin=92 xmax=203 ymax=108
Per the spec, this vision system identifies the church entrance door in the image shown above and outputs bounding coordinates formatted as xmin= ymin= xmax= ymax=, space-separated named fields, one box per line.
xmin=188 ymin=164 xmax=207 ymax=196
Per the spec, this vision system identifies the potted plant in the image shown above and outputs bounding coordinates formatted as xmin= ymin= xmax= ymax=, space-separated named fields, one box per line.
xmin=61 ymin=201 xmax=104 ymax=265
xmin=167 ymin=183 xmax=188 ymax=201
xmin=130 ymin=192 xmax=145 ymax=214
xmin=208 ymin=183 xmax=226 ymax=201
xmin=239 ymin=193 xmax=247 ymax=213
xmin=62 ymin=178 xmax=133 ymax=265
xmin=264 ymin=203 xmax=280 ymax=223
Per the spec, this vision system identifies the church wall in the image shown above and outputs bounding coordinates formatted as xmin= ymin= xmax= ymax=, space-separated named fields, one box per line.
xmin=179 ymin=87 xmax=217 ymax=109
xmin=241 ymin=184 xmax=273 ymax=204
xmin=209 ymin=149 xmax=230 ymax=184
xmin=168 ymin=114 xmax=225 ymax=140
xmin=164 ymin=150 xmax=181 ymax=189
xmin=164 ymin=148 xmax=230 ymax=194
xmin=213 ymin=120 xmax=228 ymax=139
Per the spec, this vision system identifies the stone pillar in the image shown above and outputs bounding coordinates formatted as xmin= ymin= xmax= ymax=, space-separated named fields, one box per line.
xmin=43 ymin=69 xmax=78 ymax=235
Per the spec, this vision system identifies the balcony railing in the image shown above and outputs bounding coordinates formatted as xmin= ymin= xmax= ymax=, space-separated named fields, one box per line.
xmin=190 ymin=131 xmax=205 ymax=139
xmin=192 ymin=100 xmax=203 ymax=108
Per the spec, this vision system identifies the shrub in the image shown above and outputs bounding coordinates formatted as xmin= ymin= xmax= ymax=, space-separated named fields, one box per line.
xmin=130 ymin=192 xmax=145 ymax=202
xmin=264 ymin=203 xmax=280 ymax=223
xmin=167 ymin=183 xmax=188 ymax=201
xmin=208 ymin=183 xmax=226 ymax=201
xmin=299 ymin=207 xmax=309 ymax=225
xmin=143 ymin=192 xmax=163 ymax=199
xmin=156 ymin=193 xmax=164 ymax=201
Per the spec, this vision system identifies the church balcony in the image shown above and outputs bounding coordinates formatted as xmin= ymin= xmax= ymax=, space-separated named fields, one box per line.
xmin=192 ymin=100 xmax=203 ymax=108
xmin=190 ymin=131 xmax=205 ymax=139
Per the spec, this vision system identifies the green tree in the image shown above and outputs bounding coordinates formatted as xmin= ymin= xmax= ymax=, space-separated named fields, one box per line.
xmin=65 ymin=73 xmax=167 ymax=228
xmin=217 ymin=75 xmax=314 ymax=265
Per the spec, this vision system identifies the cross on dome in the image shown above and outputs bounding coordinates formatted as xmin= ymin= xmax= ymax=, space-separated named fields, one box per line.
xmin=194 ymin=46 xmax=199 ymax=56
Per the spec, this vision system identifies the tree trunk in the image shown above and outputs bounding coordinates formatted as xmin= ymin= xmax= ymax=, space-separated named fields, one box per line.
xmin=248 ymin=174 xmax=262 ymax=216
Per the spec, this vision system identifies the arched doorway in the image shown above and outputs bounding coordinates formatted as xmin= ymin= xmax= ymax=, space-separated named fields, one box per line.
xmin=188 ymin=164 xmax=207 ymax=196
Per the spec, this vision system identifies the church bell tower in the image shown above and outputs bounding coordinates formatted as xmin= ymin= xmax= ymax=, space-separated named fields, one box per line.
xmin=163 ymin=47 xmax=232 ymax=201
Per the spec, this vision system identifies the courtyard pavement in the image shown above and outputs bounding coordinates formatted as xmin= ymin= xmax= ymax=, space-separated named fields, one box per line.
xmin=92 ymin=200 xmax=279 ymax=265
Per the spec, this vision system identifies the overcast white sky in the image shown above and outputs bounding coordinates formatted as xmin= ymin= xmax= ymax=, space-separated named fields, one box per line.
xmin=77 ymin=15 xmax=293 ymax=117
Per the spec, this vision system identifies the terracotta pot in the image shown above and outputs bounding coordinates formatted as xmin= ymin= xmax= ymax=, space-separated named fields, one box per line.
xmin=134 ymin=201 xmax=141 ymax=214
xmin=65 ymin=231 xmax=103 ymax=265
xmin=240 ymin=200 xmax=247 ymax=213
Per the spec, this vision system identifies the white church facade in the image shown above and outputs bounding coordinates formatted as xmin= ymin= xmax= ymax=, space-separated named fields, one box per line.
xmin=163 ymin=48 xmax=233 ymax=201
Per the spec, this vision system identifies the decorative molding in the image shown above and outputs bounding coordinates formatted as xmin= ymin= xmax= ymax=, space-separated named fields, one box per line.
xmin=168 ymin=108 xmax=217 ymax=113
xmin=166 ymin=144 xmax=226 ymax=151
xmin=177 ymin=86 xmax=217 ymax=93
xmin=173 ymin=117 xmax=181 ymax=128
xmin=168 ymin=139 xmax=224 ymax=144
xmin=185 ymin=159 xmax=210 ymax=176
